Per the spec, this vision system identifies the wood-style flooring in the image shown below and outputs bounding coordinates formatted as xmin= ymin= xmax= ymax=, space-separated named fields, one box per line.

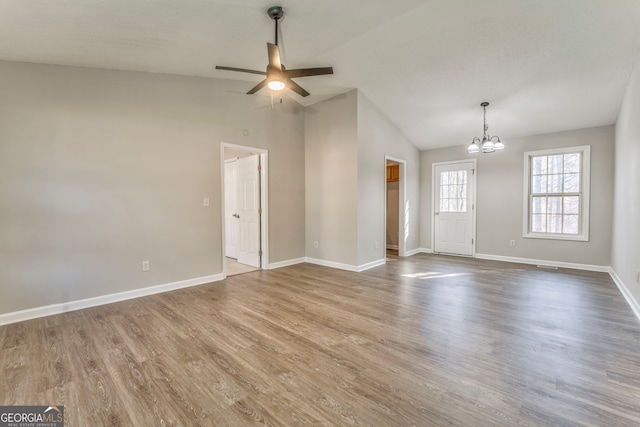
xmin=2 ymin=254 xmax=640 ymax=426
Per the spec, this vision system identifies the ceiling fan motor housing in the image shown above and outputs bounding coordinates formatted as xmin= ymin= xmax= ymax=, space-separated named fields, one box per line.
xmin=267 ymin=6 xmax=284 ymax=20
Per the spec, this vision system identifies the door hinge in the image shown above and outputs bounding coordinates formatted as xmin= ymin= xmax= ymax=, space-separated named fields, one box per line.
xmin=259 ymin=250 xmax=263 ymax=257
xmin=258 ymin=208 xmax=262 ymax=214
xmin=258 ymin=164 xmax=261 ymax=172
xmin=472 ymin=168 xmax=475 ymax=175
xmin=472 ymin=238 xmax=474 ymax=244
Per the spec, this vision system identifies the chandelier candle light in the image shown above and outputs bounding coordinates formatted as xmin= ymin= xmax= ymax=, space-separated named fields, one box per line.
xmin=467 ymin=102 xmax=505 ymax=154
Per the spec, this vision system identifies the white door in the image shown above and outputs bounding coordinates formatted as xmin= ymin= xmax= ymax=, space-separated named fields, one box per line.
xmin=224 ymin=161 xmax=239 ymax=259
xmin=236 ymin=155 xmax=261 ymax=268
xmin=434 ymin=162 xmax=475 ymax=256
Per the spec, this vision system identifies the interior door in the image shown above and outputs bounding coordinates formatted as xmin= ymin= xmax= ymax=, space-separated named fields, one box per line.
xmin=434 ymin=162 xmax=475 ymax=256
xmin=224 ymin=161 xmax=239 ymax=259
xmin=236 ymin=155 xmax=261 ymax=268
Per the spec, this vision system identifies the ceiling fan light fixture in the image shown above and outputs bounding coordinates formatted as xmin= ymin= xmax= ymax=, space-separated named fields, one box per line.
xmin=267 ymin=80 xmax=285 ymax=91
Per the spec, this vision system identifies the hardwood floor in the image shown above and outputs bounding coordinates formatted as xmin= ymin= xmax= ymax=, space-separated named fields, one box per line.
xmin=2 ymin=254 xmax=640 ymax=426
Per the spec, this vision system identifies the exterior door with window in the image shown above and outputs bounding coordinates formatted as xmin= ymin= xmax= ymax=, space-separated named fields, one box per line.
xmin=434 ymin=162 xmax=475 ymax=256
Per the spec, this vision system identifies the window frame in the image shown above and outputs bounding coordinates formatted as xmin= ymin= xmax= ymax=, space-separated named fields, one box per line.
xmin=522 ymin=145 xmax=591 ymax=241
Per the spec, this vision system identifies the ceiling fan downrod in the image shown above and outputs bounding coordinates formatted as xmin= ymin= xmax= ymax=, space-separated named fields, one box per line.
xmin=267 ymin=6 xmax=284 ymax=46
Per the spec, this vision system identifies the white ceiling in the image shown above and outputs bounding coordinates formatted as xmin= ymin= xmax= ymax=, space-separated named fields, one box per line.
xmin=1 ymin=0 xmax=639 ymax=150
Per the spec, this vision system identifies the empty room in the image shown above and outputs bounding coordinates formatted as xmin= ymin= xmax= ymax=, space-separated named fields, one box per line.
xmin=2 ymin=1 xmax=640 ymax=425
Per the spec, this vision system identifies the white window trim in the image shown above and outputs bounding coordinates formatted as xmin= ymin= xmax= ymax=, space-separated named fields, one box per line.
xmin=522 ymin=145 xmax=590 ymax=241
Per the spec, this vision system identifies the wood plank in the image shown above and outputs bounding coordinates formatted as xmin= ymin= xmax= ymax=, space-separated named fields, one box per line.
xmin=1 ymin=253 xmax=640 ymax=425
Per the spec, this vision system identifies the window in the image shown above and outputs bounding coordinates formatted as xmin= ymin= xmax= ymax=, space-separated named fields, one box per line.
xmin=523 ymin=145 xmax=590 ymax=241
xmin=439 ymin=170 xmax=467 ymax=212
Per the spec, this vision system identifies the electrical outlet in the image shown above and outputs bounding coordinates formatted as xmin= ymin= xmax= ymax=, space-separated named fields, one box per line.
xmin=313 ymin=241 xmax=319 ymax=248
xmin=203 ymin=197 xmax=210 ymax=207
xmin=637 ymin=271 xmax=640 ymax=284
xmin=509 ymin=240 xmax=516 ymax=247
xmin=374 ymin=241 xmax=378 ymax=249
xmin=142 ymin=260 xmax=150 ymax=272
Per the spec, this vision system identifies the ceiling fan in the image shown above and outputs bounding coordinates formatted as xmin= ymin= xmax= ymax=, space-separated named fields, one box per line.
xmin=215 ymin=6 xmax=334 ymax=97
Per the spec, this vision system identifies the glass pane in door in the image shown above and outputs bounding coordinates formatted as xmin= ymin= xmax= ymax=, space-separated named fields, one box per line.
xmin=439 ymin=170 xmax=467 ymax=212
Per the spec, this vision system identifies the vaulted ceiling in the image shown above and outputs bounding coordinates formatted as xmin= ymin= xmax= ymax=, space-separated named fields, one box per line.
xmin=1 ymin=0 xmax=639 ymax=150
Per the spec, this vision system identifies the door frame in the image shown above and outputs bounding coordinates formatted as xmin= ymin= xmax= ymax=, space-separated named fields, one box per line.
xmin=221 ymin=142 xmax=269 ymax=277
xmin=224 ymin=158 xmax=239 ymax=259
xmin=385 ymin=156 xmax=407 ymax=257
xmin=431 ymin=159 xmax=477 ymax=256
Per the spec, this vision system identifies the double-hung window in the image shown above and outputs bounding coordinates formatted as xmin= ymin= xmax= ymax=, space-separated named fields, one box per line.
xmin=523 ymin=145 xmax=590 ymax=241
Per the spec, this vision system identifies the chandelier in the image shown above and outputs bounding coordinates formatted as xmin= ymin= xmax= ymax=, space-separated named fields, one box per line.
xmin=467 ymin=102 xmax=505 ymax=153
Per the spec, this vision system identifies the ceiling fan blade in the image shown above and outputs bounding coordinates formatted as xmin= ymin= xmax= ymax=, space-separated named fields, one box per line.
xmin=267 ymin=43 xmax=282 ymax=71
xmin=247 ymin=79 xmax=268 ymax=95
xmin=216 ymin=66 xmax=266 ymax=76
xmin=286 ymin=79 xmax=310 ymax=97
xmin=284 ymin=67 xmax=334 ymax=78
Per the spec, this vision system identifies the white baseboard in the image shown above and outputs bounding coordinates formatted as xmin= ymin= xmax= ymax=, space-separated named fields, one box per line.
xmin=357 ymin=258 xmax=386 ymax=272
xmin=304 ymin=257 xmax=359 ymax=272
xmin=268 ymin=257 xmax=306 ymax=270
xmin=304 ymin=257 xmax=386 ymax=272
xmin=404 ymin=248 xmax=423 ymax=256
xmin=609 ymin=268 xmax=640 ymax=322
xmin=474 ymin=253 xmax=609 ymax=272
xmin=0 ymin=273 xmax=225 ymax=326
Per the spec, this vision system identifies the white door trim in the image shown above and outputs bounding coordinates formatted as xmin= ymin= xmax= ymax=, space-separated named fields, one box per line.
xmin=224 ymin=160 xmax=239 ymax=259
xmin=385 ymin=155 xmax=407 ymax=257
xmin=431 ymin=159 xmax=477 ymax=256
xmin=221 ymin=142 xmax=269 ymax=277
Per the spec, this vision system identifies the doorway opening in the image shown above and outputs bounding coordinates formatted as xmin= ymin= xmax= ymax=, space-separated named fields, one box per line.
xmin=385 ymin=156 xmax=407 ymax=259
xmin=222 ymin=143 xmax=268 ymax=276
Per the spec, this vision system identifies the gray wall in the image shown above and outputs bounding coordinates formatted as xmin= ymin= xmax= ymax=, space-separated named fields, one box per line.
xmin=304 ymin=91 xmax=359 ymax=266
xmin=304 ymin=90 xmax=421 ymax=268
xmin=357 ymin=92 xmax=421 ymax=265
xmin=420 ymin=125 xmax=614 ymax=267
xmin=612 ymin=63 xmax=640 ymax=304
xmin=0 ymin=60 xmax=305 ymax=315
xmin=2 ymin=57 xmax=628 ymax=318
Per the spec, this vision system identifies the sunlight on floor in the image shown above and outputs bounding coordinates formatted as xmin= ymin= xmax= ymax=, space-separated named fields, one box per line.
xmin=401 ymin=271 xmax=472 ymax=280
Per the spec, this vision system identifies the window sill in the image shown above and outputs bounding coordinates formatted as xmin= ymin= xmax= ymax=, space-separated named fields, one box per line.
xmin=523 ymin=232 xmax=589 ymax=242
